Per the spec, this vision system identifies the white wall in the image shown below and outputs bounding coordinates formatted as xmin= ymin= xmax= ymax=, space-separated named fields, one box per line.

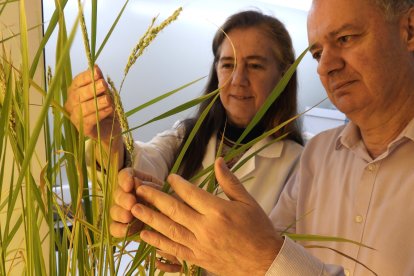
xmin=43 ymin=0 xmax=329 ymax=142
xmin=1 ymin=0 xmax=47 ymax=273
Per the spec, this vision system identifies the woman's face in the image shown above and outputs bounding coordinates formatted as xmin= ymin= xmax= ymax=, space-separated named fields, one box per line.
xmin=216 ymin=27 xmax=282 ymax=127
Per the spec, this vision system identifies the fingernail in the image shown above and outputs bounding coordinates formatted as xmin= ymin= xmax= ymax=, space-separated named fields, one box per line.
xmin=217 ymin=157 xmax=225 ymax=168
xmin=132 ymin=204 xmax=144 ymax=218
xmin=135 ymin=185 xmax=147 ymax=196
xmin=140 ymin=230 xmax=149 ymax=241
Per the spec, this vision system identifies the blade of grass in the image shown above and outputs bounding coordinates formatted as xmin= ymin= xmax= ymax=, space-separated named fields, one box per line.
xmin=305 ymin=245 xmax=378 ymax=275
xmin=285 ymin=233 xmax=375 ymax=250
xmin=163 ymin=92 xmax=220 ymax=192
xmin=29 ymin=0 xmax=69 ymax=78
xmin=19 ymin=1 xmax=38 ymax=274
xmin=0 ymin=23 xmax=43 ymax=44
xmin=77 ymin=0 xmax=93 ymax=68
xmin=91 ymin=0 xmax=97 ymax=60
xmin=236 ymin=46 xmax=309 ymax=145
xmin=0 ymin=63 xmax=13 ymax=153
xmin=190 ymin=114 xmax=300 ymax=183
xmin=125 ymin=76 xmax=206 ymax=117
xmin=0 ymin=0 xmax=18 ymax=16
xmin=125 ymin=90 xmax=218 ymax=134
xmin=95 ymin=0 xmax=129 ymax=60
xmin=125 ymin=242 xmax=153 ymax=276
xmin=9 ymin=5 xmax=81 ymax=257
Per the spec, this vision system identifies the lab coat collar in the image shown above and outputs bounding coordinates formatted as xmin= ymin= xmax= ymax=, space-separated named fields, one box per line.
xmin=202 ymin=133 xmax=284 ymax=180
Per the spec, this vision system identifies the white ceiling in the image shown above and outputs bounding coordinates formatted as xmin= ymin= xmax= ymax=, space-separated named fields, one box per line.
xmin=259 ymin=0 xmax=312 ymax=11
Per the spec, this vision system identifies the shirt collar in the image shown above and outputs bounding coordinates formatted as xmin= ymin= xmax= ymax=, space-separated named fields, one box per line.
xmin=335 ymin=121 xmax=360 ymax=150
xmin=335 ymin=117 xmax=414 ymax=150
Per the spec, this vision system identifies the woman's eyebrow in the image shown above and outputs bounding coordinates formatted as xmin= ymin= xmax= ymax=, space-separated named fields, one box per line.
xmin=219 ymin=55 xmax=268 ymax=62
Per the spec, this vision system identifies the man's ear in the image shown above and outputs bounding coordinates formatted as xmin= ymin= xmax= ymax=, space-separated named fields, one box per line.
xmin=404 ymin=7 xmax=414 ymax=50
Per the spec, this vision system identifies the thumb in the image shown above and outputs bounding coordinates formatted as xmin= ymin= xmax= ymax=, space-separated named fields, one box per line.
xmin=118 ymin=167 xmax=135 ymax=192
xmin=214 ymin=157 xmax=256 ymax=205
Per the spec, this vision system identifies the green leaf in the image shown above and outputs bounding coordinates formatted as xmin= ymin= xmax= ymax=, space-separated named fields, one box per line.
xmin=125 ymin=89 xmax=217 ymax=134
xmin=305 ymin=245 xmax=378 ymax=275
xmin=95 ymin=0 xmax=130 ymax=60
xmin=29 ymin=0 xmax=69 ymax=78
xmin=236 ymin=46 xmax=309 ymax=144
xmin=0 ymin=0 xmax=18 ymax=17
xmin=125 ymin=76 xmax=206 ymax=117
xmin=164 ymin=92 xmax=220 ymax=192
xmin=286 ymin=233 xmax=375 ymax=250
xmin=0 ymin=62 xmax=13 ymax=153
xmin=91 ymin=0 xmax=97 ymax=60
xmin=9 ymin=3 xmax=81 ymax=257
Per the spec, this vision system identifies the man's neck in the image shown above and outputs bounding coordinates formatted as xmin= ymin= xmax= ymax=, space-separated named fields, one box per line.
xmin=357 ymin=102 xmax=414 ymax=159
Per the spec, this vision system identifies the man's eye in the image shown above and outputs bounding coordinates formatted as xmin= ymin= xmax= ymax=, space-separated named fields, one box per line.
xmin=338 ymin=35 xmax=352 ymax=44
xmin=312 ymin=51 xmax=322 ymax=62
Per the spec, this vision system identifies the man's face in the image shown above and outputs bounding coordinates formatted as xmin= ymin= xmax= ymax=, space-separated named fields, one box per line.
xmin=307 ymin=0 xmax=412 ymax=124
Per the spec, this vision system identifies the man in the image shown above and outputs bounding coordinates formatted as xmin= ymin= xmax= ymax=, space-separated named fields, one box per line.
xmin=114 ymin=0 xmax=414 ymax=274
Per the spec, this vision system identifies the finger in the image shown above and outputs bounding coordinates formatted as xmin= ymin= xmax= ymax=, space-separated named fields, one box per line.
xmin=109 ymin=220 xmax=143 ymax=238
xmin=69 ymin=94 xmax=113 ymax=120
xmin=113 ymin=187 xmax=136 ymax=210
xmin=131 ymin=202 xmax=196 ymax=248
xmin=156 ymin=259 xmax=182 ymax=273
xmin=132 ymin=170 xmax=164 ymax=186
xmin=137 ymin=180 xmax=163 ymax=192
xmin=110 ymin=204 xmax=134 ymax=223
xmin=71 ymin=65 xmax=103 ymax=90
xmin=166 ymin=173 xmax=218 ymax=214
xmin=69 ymin=79 xmax=108 ymax=105
xmin=118 ymin=168 xmax=136 ymax=193
xmin=214 ymin=157 xmax=256 ymax=205
xmin=69 ymin=104 xmax=114 ymax=135
xmin=139 ymin=228 xmax=196 ymax=264
xmin=66 ymin=78 xmax=108 ymax=115
xmin=157 ymin=250 xmax=180 ymax=264
xmin=156 ymin=250 xmax=183 ymax=272
xmin=134 ymin=185 xmax=202 ymax=228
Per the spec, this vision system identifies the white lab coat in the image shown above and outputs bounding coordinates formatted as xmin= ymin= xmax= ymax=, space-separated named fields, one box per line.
xmin=131 ymin=122 xmax=303 ymax=214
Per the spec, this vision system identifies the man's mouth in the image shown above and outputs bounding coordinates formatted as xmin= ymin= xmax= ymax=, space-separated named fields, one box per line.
xmin=331 ymin=80 xmax=357 ymax=92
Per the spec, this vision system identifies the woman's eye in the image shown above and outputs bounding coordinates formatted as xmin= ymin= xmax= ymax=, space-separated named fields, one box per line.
xmin=248 ymin=63 xmax=264 ymax=69
xmin=221 ymin=63 xmax=235 ymax=69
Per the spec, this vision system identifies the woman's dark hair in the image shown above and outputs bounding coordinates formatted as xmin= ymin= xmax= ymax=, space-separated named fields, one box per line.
xmin=178 ymin=10 xmax=303 ymax=179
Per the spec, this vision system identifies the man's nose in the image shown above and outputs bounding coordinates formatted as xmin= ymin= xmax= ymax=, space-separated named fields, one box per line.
xmin=317 ymin=47 xmax=344 ymax=77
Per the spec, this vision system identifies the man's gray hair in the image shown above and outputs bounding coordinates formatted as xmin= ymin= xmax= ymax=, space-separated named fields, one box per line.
xmin=373 ymin=0 xmax=414 ymax=20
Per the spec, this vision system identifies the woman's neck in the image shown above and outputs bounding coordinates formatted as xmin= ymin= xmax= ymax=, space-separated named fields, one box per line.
xmin=219 ymin=122 xmax=265 ymax=144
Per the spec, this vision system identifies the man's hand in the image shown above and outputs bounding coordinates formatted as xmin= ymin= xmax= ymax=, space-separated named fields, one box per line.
xmin=156 ymin=251 xmax=183 ymax=273
xmin=131 ymin=157 xmax=283 ymax=275
xmin=110 ymin=168 xmax=163 ymax=238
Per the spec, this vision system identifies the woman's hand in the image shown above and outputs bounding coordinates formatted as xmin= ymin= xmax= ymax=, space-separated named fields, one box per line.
xmin=65 ymin=65 xmax=124 ymax=168
xmin=110 ymin=168 xmax=164 ymax=238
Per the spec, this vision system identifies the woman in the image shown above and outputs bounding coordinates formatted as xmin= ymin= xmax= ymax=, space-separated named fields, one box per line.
xmin=128 ymin=10 xmax=303 ymax=213
xmin=65 ymin=9 xmax=303 ymax=274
